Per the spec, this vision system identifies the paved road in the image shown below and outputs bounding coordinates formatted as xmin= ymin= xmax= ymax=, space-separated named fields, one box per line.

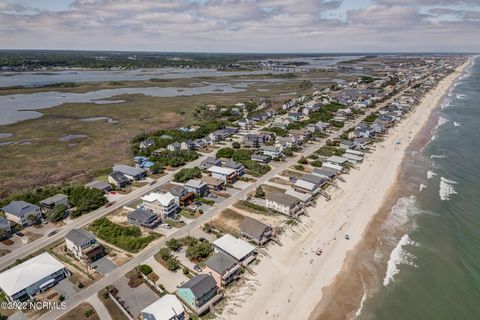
xmin=15 ymin=83 xmax=415 ymax=319
xmin=0 ymin=148 xmax=218 ymax=271
xmin=39 ymin=106 xmax=375 ymax=320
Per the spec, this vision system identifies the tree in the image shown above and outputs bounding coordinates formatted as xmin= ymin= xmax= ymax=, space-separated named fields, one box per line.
xmin=232 ymin=141 xmax=241 ymax=149
xmin=186 ymin=240 xmax=212 ymax=262
xmin=166 ymin=238 xmax=182 ymax=251
xmin=26 ymin=214 xmax=39 ymax=225
xmin=150 ymin=163 xmax=164 ymax=174
xmin=255 ymin=186 xmax=265 ymax=199
xmin=47 ymin=204 xmax=68 ymax=222
xmin=158 ymin=247 xmax=172 ymax=260
xmin=232 ymin=149 xmax=252 ymax=162
xmin=216 ymin=147 xmax=235 ymax=159
xmin=173 ymin=167 xmax=202 ymax=183
xmin=298 ymin=157 xmax=308 ymax=164
xmin=0 ymin=228 xmax=7 ymax=240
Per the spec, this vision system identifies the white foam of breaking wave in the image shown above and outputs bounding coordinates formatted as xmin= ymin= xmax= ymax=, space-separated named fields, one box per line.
xmin=441 ymin=99 xmax=451 ymax=110
xmin=430 ymin=134 xmax=436 ymax=142
xmin=436 ymin=116 xmax=449 ymax=129
xmin=456 ymin=93 xmax=467 ymax=100
xmin=383 ymin=234 xmax=417 ymax=287
xmin=439 ymin=177 xmax=457 ymax=201
xmin=354 ymin=286 xmax=368 ymax=318
xmin=454 ymin=122 xmax=461 ymax=127
xmin=419 ymin=184 xmax=427 ymax=192
xmin=430 ymin=154 xmax=446 ymax=159
xmin=427 ymin=170 xmax=437 ymax=179
xmin=382 ymin=196 xmax=419 ymax=231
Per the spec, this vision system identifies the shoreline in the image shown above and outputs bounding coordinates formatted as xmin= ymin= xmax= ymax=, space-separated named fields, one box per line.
xmin=219 ymin=59 xmax=471 ymax=320
xmin=307 ymin=58 xmax=473 ymax=320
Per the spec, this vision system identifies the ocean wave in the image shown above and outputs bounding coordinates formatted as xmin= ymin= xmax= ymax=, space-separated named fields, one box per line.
xmin=427 ymin=170 xmax=437 ymax=179
xmin=430 ymin=154 xmax=446 ymax=159
xmin=440 ymin=99 xmax=451 ymax=110
xmin=453 ymin=122 xmax=461 ymax=127
xmin=439 ymin=177 xmax=457 ymax=201
xmin=383 ymin=234 xmax=417 ymax=287
xmin=354 ymin=289 xmax=368 ymax=318
xmin=419 ymin=184 xmax=427 ymax=192
xmin=382 ymin=196 xmax=419 ymax=230
xmin=436 ymin=116 xmax=449 ymax=129
xmin=456 ymin=93 xmax=467 ymax=100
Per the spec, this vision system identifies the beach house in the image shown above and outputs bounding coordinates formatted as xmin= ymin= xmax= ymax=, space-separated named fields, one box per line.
xmin=203 ymin=252 xmax=241 ymax=288
xmin=127 ymin=208 xmax=161 ymax=228
xmin=176 ymin=274 xmax=220 ymax=315
xmin=64 ymin=229 xmax=105 ymax=263
xmin=207 ymin=166 xmax=237 ymax=184
xmin=141 ymin=294 xmax=185 ymax=320
xmin=0 ymin=252 xmax=70 ymax=302
xmin=141 ymin=192 xmax=179 ymax=218
xmin=212 ymin=234 xmax=256 ymax=265
xmin=1 ymin=200 xmax=42 ymax=226
xmin=266 ymin=193 xmax=304 ymax=216
xmin=240 ymin=216 xmax=273 ymax=245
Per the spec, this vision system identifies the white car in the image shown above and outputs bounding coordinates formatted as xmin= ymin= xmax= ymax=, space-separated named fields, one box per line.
xmin=161 ymin=223 xmax=172 ymax=229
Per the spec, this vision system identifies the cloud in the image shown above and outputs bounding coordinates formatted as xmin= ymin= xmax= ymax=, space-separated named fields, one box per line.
xmin=0 ymin=0 xmax=478 ymax=52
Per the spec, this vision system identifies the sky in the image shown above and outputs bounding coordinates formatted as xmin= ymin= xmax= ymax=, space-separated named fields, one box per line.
xmin=0 ymin=0 xmax=479 ymax=53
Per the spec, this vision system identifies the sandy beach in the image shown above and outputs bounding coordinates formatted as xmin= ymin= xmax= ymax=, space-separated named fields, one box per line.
xmin=218 ymin=60 xmax=471 ymax=320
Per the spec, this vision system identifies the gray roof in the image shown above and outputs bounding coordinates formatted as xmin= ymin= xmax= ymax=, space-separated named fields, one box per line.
xmin=1 ymin=201 xmax=39 ymax=218
xmin=178 ymin=274 xmax=217 ymax=298
xmin=204 ymin=252 xmax=237 ymax=275
xmin=128 ymin=208 xmax=157 ymax=223
xmin=223 ymin=161 xmax=243 ymax=170
xmin=251 ymin=154 xmax=270 ymax=161
xmin=241 ymin=216 xmax=270 ymax=240
xmin=300 ymin=174 xmax=325 ymax=185
xmin=65 ymin=229 xmax=96 ymax=246
xmin=169 ymin=185 xmax=188 ymax=197
xmin=40 ymin=194 xmax=68 ymax=206
xmin=185 ymin=179 xmax=207 ymax=189
xmin=113 ymin=164 xmax=145 ymax=177
xmin=85 ymin=180 xmax=111 ymax=191
xmin=266 ymin=192 xmax=299 ymax=207
xmin=313 ymin=167 xmax=337 ymax=179
xmin=109 ymin=171 xmax=129 ymax=183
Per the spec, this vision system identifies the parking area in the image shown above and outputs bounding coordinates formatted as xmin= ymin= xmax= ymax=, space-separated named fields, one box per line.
xmin=113 ymin=275 xmax=160 ymax=317
xmin=172 ymin=247 xmax=197 ymax=272
xmin=143 ymin=256 xmax=189 ymax=292
xmin=91 ymin=257 xmax=118 ymax=275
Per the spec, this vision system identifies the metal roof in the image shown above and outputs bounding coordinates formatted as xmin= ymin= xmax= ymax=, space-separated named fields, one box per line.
xmin=178 ymin=274 xmax=217 ymax=298
xmin=204 ymin=252 xmax=237 ymax=275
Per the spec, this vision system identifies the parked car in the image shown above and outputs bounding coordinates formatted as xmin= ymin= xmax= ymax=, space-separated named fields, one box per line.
xmin=105 ymin=201 xmax=116 ymax=208
xmin=193 ymin=265 xmax=203 ymax=273
xmin=161 ymin=223 xmax=172 ymax=229
xmin=47 ymin=230 xmax=58 ymax=237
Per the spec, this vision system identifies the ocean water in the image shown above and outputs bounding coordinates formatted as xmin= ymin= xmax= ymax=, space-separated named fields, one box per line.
xmin=356 ymin=57 xmax=480 ymax=320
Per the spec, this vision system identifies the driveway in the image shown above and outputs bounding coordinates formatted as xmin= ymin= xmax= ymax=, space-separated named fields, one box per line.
xmin=91 ymin=257 xmax=118 ymax=275
xmin=143 ymin=256 xmax=189 ymax=292
xmin=55 ymin=278 xmax=80 ymax=300
xmin=113 ymin=276 xmax=160 ymax=317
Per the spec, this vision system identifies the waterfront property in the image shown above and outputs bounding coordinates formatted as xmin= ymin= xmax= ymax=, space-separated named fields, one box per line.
xmin=203 ymin=252 xmax=241 ymax=288
xmin=1 ymin=200 xmax=42 ymax=226
xmin=240 ymin=216 xmax=273 ymax=245
xmin=212 ymin=234 xmax=256 ymax=265
xmin=266 ymin=193 xmax=304 ymax=216
xmin=176 ymin=274 xmax=220 ymax=315
xmin=128 ymin=208 xmax=161 ymax=228
xmin=141 ymin=294 xmax=186 ymax=320
xmin=294 ymin=174 xmax=327 ymax=194
xmin=312 ymin=167 xmax=337 ymax=180
xmin=64 ymin=228 xmax=105 ymax=263
xmin=0 ymin=252 xmax=70 ymax=302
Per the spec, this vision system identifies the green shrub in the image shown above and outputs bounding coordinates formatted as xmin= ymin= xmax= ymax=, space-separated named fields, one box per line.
xmin=174 ymin=167 xmax=202 ymax=183
xmin=139 ymin=264 xmax=153 ymax=275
